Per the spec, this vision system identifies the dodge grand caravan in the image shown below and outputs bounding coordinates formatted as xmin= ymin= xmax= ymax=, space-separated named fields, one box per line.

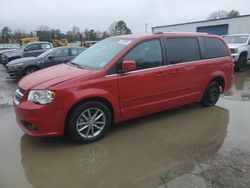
xmin=14 ymin=33 xmax=234 ymax=143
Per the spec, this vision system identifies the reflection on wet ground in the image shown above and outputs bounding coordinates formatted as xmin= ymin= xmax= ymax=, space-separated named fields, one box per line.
xmin=0 ymin=66 xmax=250 ymax=188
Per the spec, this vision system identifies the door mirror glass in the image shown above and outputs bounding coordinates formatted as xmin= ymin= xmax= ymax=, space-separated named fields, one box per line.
xmin=122 ymin=60 xmax=136 ymax=73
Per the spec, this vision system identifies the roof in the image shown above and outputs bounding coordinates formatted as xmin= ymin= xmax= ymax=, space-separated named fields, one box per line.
xmin=111 ymin=33 xmax=220 ymax=41
xmin=152 ymin=14 xmax=250 ymax=29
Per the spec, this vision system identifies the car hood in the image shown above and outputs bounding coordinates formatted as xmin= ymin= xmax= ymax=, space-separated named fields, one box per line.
xmin=18 ymin=64 xmax=94 ymax=90
xmin=7 ymin=57 xmax=38 ymax=66
xmin=227 ymin=43 xmax=246 ymax=49
xmin=0 ymin=49 xmax=16 ymax=54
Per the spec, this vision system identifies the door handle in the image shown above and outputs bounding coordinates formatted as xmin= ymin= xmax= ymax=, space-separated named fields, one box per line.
xmin=156 ymin=73 xmax=167 ymax=78
xmin=170 ymin=70 xmax=181 ymax=75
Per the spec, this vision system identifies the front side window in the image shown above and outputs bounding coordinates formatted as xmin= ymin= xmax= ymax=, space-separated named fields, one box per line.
xmin=50 ymin=48 xmax=69 ymax=58
xmin=202 ymin=37 xmax=228 ymax=59
xmin=165 ymin=38 xmax=201 ymax=64
xmin=123 ymin=40 xmax=163 ymax=70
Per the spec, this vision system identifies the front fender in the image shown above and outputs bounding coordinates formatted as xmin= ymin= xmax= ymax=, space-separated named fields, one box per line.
xmin=55 ymin=88 xmax=122 ymax=123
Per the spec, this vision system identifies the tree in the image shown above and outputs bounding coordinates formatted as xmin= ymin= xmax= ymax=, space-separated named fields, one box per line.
xmin=37 ymin=25 xmax=50 ymax=31
xmin=102 ymin=31 xmax=110 ymax=39
xmin=115 ymin=20 xmax=132 ymax=35
xmin=108 ymin=20 xmax=132 ymax=36
xmin=227 ymin=10 xmax=240 ymax=18
xmin=207 ymin=10 xmax=240 ymax=20
xmin=2 ymin=26 xmax=11 ymax=43
xmin=108 ymin=21 xmax=117 ymax=36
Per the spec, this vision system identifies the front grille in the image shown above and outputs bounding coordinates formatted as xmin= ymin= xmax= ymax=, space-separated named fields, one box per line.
xmin=15 ymin=87 xmax=25 ymax=103
xmin=230 ymin=49 xmax=236 ymax=54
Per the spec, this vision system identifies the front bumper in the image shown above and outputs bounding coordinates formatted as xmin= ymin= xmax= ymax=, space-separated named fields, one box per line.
xmin=6 ymin=67 xmax=24 ymax=79
xmin=14 ymin=100 xmax=67 ymax=137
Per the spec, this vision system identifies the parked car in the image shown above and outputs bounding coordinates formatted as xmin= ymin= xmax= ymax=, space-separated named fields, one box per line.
xmin=13 ymin=33 xmax=234 ymax=143
xmin=223 ymin=34 xmax=250 ymax=72
xmin=6 ymin=47 xmax=85 ymax=79
xmin=0 ymin=48 xmax=17 ymax=65
xmin=0 ymin=41 xmax=53 ymax=66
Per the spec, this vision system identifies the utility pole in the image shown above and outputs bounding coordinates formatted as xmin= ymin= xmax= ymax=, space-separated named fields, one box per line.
xmin=145 ymin=23 xmax=148 ymax=34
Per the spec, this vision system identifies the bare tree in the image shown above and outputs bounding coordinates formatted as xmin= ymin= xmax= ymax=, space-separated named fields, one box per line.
xmin=207 ymin=10 xmax=240 ymax=20
xmin=207 ymin=10 xmax=229 ymax=19
xmin=108 ymin=21 xmax=117 ymax=36
xmin=37 ymin=25 xmax=50 ymax=31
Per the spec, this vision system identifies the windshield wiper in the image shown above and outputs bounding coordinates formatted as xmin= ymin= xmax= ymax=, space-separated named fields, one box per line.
xmin=68 ymin=62 xmax=83 ymax=69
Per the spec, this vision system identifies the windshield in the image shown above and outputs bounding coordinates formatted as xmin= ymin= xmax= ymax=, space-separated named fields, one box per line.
xmin=71 ymin=38 xmax=133 ymax=69
xmin=37 ymin=49 xmax=54 ymax=58
xmin=224 ymin=35 xmax=249 ymax=44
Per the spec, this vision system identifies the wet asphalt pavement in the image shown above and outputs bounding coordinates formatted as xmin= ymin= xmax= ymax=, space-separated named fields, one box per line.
xmin=0 ymin=64 xmax=250 ymax=188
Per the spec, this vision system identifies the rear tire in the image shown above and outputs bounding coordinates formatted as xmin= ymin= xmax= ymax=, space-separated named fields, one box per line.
xmin=66 ymin=101 xmax=112 ymax=144
xmin=201 ymin=82 xmax=220 ymax=107
xmin=235 ymin=55 xmax=247 ymax=72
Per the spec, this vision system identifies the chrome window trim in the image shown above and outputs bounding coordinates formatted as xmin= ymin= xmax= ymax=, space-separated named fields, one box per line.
xmin=105 ymin=56 xmax=230 ymax=77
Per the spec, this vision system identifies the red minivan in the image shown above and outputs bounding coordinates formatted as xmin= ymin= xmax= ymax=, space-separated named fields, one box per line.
xmin=14 ymin=33 xmax=234 ymax=143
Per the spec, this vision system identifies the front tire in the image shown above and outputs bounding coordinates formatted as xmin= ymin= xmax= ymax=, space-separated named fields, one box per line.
xmin=235 ymin=55 xmax=247 ymax=72
xmin=25 ymin=66 xmax=39 ymax=76
xmin=201 ymin=82 xmax=220 ymax=107
xmin=66 ymin=101 xmax=112 ymax=144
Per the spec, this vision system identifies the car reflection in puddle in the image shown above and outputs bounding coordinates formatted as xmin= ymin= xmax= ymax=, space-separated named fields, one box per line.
xmin=224 ymin=71 xmax=250 ymax=101
xmin=20 ymin=104 xmax=229 ymax=188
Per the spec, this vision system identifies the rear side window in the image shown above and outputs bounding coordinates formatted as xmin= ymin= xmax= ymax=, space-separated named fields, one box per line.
xmin=41 ymin=43 xmax=51 ymax=50
xmin=202 ymin=37 xmax=228 ymax=59
xmin=165 ymin=38 xmax=201 ymax=64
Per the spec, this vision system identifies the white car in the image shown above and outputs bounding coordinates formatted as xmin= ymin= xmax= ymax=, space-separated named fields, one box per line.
xmin=224 ymin=34 xmax=250 ymax=72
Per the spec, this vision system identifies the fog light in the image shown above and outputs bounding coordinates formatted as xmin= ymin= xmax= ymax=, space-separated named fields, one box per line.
xmin=21 ymin=121 xmax=38 ymax=132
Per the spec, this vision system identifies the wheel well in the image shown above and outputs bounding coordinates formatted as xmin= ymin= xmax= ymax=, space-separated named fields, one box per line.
xmin=210 ymin=77 xmax=225 ymax=92
xmin=240 ymin=51 xmax=248 ymax=58
xmin=25 ymin=65 xmax=39 ymax=71
xmin=64 ymin=97 xmax=114 ymax=131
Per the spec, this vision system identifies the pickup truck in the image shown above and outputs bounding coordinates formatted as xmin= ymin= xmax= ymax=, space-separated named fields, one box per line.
xmin=224 ymin=34 xmax=250 ymax=72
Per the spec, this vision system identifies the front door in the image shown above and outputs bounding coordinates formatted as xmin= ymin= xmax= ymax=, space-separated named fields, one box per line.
xmin=118 ymin=39 xmax=168 ymax=119
xmin=41 ymin=48 xmax=69 ymax=68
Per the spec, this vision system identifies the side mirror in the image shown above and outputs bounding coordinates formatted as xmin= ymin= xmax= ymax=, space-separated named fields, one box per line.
xmin=48 ymin=55 xmax=55 ymax=60
xmin=121 ymin=60 xmax=136 ymax=73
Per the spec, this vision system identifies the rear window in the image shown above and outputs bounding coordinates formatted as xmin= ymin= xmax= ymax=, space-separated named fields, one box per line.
xmin=165 ymin=38 xmax=201 ymax=64
xmin=202 ymin=37 xmax=228 ymax=59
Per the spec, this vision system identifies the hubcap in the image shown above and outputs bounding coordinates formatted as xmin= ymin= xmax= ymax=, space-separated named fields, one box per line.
xmin=208 ymin=87 xmax=219 ymax=104
xmin=76 ymin=108 xmax=106 ymax=139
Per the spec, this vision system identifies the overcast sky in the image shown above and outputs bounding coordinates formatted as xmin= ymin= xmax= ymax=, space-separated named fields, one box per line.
xmin=0 ymin=0 xmax=249 ymax=34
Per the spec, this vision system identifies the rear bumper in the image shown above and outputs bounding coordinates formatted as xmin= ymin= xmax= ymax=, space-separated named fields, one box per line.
xmin=14 ymin=101 xmax=67 ymax=137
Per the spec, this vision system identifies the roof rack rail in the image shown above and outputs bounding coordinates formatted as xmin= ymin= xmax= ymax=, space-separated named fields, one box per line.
xmin=154 ymin=31 xmax=208 ymax=34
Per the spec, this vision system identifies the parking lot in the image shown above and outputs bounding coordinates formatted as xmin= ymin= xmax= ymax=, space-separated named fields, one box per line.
xmin=0 ymin=64 xmax=250 ymax=188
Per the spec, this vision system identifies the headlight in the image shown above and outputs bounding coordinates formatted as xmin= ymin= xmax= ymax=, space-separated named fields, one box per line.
xmin=9 ymin=63 xmax=23 ymax=68
xmin=230 ymin=48 xmax=238 ymax=54
xmin=27 ymin=90 xmax=56 ymax=104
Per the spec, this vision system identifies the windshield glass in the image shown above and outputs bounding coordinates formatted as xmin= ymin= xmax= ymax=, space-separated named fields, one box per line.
xmin=71 ymin=38 xmax=133 ymax=69
xmin=37 ymin=49 xmax=54 ymax=58
xmin=224 ymin=35 xmax=249 ymax=44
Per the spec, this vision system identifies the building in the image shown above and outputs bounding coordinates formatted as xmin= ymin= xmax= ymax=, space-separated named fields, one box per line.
xmin=152 ymin=14 xmax=250 ymax=35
